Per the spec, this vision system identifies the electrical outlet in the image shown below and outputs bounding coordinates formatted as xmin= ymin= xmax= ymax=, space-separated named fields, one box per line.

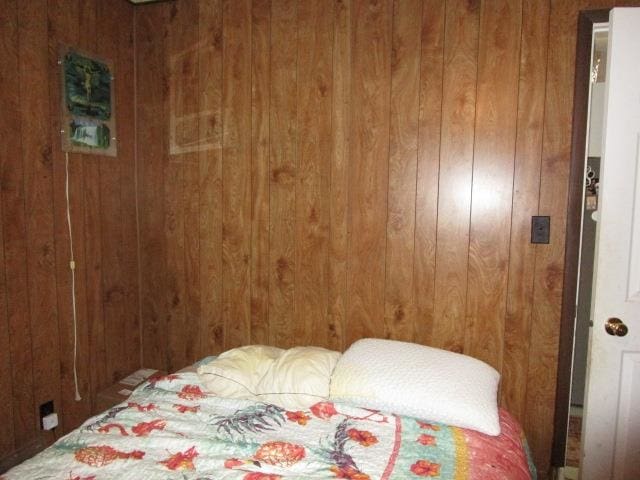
xmin=42 ymin=413 xmax=59 ymax=430
xmin=39 ymin=400 xmax=54 ymax=430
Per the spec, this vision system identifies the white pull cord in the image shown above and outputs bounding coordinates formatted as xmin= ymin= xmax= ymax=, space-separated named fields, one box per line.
xmin=65 ymin=151 xmax=82 ymax=402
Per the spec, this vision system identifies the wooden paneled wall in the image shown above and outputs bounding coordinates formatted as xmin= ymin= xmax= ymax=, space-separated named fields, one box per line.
xmin=7 ymin=0 xmax=640 ymax=475
xmin=136 ymin=0 xmax=638 ymax=476
xmin=0 ymin=0 xmax=139 ymax=464
xmin=134 ymin=0 xmax=545 ymax=474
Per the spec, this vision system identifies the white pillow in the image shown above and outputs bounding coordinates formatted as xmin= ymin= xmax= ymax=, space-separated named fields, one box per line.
xmin=329 ymin=338 xmax=501 ymax=435
xmin=197 ymin=345 xmax=341 ymax=410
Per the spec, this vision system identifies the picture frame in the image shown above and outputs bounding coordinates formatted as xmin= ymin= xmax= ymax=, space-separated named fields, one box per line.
xmin=169 ymin=42 xmax=219 ymax=155
xmin=60 ymin=46 xmax=117 ymax=156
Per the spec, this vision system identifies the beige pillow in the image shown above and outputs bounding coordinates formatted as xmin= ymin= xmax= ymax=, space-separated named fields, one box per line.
xmin=197 ymin=345 xmax=283 ymax=398
xmin=256 ymin=346 xmax=341 ymax=408
xmin=197 ymin=345 xmax=340 ymax=410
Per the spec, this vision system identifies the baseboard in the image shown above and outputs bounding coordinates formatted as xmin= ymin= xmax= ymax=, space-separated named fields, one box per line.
xmin=0 ymin=436 xmax=47 ymax=474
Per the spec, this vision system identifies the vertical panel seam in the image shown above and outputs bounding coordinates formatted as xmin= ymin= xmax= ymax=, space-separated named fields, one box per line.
xmin=17 ymin=0 xmax=36 ymax=441
xmin=246 ymin=0 xmax=252 ymax=344
xmin=196 ymin=0 xmax=203 ymax=356
xmin=249 ymin=0 xmax=255 ymax=344
xmin=45 ymin=0 xmax=66 ymax=432
xmin=220 ymin=0 xmax=227 ymax=350
xmin=2 ymin=0 xmax=22 ymax=450
xmin=266 ymin=0 xmax=272 ymax=345
xmin=345 ymin=0 xmax=354 ymax=347
xmin=327 ymin=0 xmax=336 ymax=341
xmin=294 ymin=0 xmax=299 ymax=334
xmin=382 ymin=0 xmax=394 ymax=337
xmin=267 ymin=0 xmax=272 ymax=342
xmin=117 ymin=0 xmax=130 ymax=376
xmin=462 ymin=0 xmax=481 ymax=354
xmin=0 ymin=98 xmax=16 ymax=451
xmin=411 ymin=0 xmax=427 ymax=342
xmin=248 ymin=0 xmax=253 ymax=343
xmin=501 ymin=0 xmax=525 ymax=378
xmin=133 ymin=3 xmax=144 ymax=371
xmin=431 ymin=0 xmax=447 ymax=341
xmin=85 ymin=2 xmax=101 ymax=412
xmin=0 ymin=178 xmax=16 ymax=452
xmin=524 ymin=0 xmax=552 ymax=421
xmin=197 ymin=1 xmax=203 ymax=357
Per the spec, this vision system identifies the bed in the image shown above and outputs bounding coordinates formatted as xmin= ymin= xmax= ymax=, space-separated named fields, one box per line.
xmin=1 ymin=342 xmax=536 ymax=480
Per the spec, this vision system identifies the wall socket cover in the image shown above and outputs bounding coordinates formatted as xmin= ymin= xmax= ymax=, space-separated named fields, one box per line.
xmin=531 ymin=216 xmax=551 ymax=244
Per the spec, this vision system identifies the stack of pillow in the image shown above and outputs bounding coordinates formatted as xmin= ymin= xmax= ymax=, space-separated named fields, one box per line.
xmin=197 ymin=338 xmax=501 ymax=436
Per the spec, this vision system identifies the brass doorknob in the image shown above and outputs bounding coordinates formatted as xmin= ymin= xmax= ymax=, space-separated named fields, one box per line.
xmin=605 ymin=318 xmax=628 ymax=337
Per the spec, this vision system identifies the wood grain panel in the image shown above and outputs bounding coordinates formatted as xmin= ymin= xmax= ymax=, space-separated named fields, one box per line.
xmin=269 ymin=0 xmax=297 ymax=348
xmin=327 ymin=0 xmax=351 ymax=351
xmin=114 ymin=0 xmax=141 ymax=375
xmin=98 ymin=0 xmax=129 ymax=382
xmin=18 ymin=0 xmax=61 ymax=445
xmin=0 ymin=140 xmax=14 ymax=458
xmin=135 ymin=0 xmax=640 ymax=474
xmin=179 ymin=0 xmax=201 ymax=365
xmin=165 ymin=1 xmax=189 ymax=371
xmin=526 ymin=0 xmax=575 ymax=473
xmin=221 ymin=0 xmax=252 ymax=349
xmin=165 ymin=0 xmax=202 ymax=367
xmin=198 ymin=0 xmax=224 ymax=356
xmin=137 ymin=4 xmax=169 ymax=371
xmin=48 ymin=0 xmax=91 ymax=432
xmin=431 ymin=0 xmax=479 ymax=354
xmin=346 ymin=0 xmax=392 ymax=344
xmin=464 ymin=0 xmax=522 ymax=370
xmin=0 ymin=0 xmax=35 ymax=452
xmin=295 ymin=0 xmax=333 ymax=347
xmin=88 ymin=0 xmax=139 ymax=392
xmin=84 ymin=144 xmax=107 ymax=401
xmin=384 ymin=0 xmax=422 ymax=342
xmin=502 ymin=0 xmax=549 ymax=422
xmin=76 ymin=0 xmax=107 ymax=418
xmin=0 ymin=92 xmax=15 ymax=458
xmin=0 ymin=0 xmax=136 ymax=460
xmin=250 ymin=0 xmax=271 ymax=346
xmin=8 ymin=0 xmax=639 ymax=470
xmin=413 ymin=0 xmax=444 ymax=346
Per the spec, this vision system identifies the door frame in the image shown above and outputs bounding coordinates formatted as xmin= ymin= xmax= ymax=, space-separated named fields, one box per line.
xmin=552 ymin=8 xmax=610 ymax=468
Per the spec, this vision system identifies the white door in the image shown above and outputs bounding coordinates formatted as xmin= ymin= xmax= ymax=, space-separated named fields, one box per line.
xmin=581 ymin=7 xmax=640 ymax=480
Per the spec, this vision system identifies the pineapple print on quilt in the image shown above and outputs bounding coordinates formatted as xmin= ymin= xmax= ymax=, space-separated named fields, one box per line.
xmin=1 ymin=372 xmax=534 ymax=479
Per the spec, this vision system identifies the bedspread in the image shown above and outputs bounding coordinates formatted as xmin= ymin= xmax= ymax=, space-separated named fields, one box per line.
xmin=2 ymin=372 xmax=535 ymax=479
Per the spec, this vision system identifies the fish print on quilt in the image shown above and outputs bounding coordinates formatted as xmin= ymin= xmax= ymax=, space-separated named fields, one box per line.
xmin=2 ymin=372 xmax=535 ymax=479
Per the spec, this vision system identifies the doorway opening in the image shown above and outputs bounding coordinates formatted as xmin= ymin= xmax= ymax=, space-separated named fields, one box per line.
xmin=552 ymin=8 xmax=609 ymax=478
xmin=562 ymin=23 xmax=608 ymax=480
xmin=557 ymin=8 xmax=640 ymax=479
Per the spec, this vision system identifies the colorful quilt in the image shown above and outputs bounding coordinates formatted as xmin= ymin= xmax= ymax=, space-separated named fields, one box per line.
xmin=3 ymin=372 xmax=535 ymax=479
